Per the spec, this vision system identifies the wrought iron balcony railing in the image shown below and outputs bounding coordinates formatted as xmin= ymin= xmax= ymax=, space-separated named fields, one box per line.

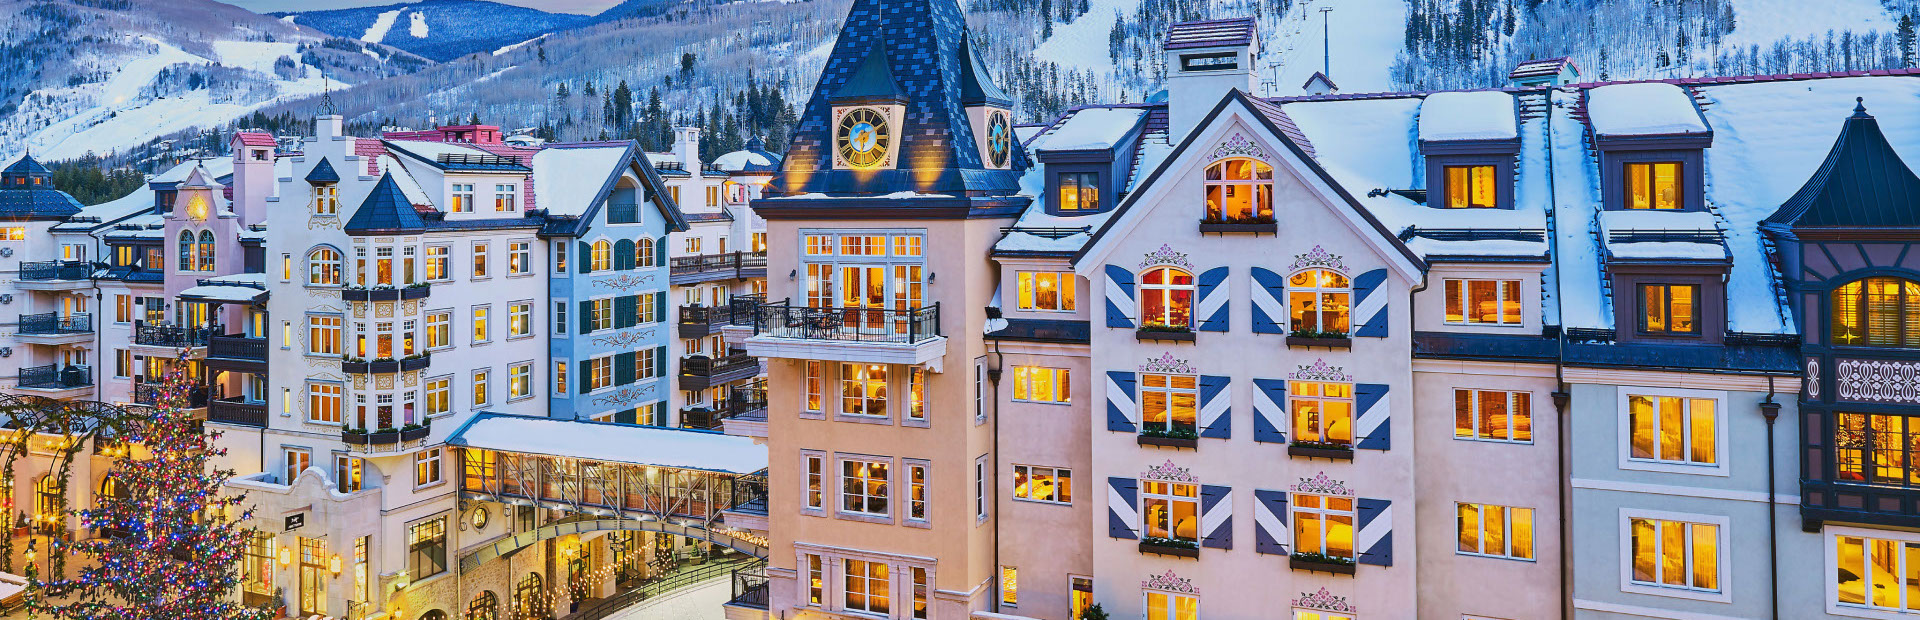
xmin=17 ymin=312 xmax=90 ymax=335
xmin=17 ymin=364 xmax=91 ymax=390
xmin=18 ymin=261 xmax=91 ymax=281
xmin=751 ymin=302 xmax=940 ymax=344
xmin=133 ymin=322 xmax=216 ymax=347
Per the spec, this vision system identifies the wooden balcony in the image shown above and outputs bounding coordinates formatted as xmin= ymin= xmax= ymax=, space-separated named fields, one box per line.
xmin=207 ymin=397 xmax=268 ymax=428
xmin=669 ymin=251 xmax=767 ymax=285
xmin=206 ymin=334 xmax=269 ymax=373
xmin=678 ymin=351 xmax=761 ymax=391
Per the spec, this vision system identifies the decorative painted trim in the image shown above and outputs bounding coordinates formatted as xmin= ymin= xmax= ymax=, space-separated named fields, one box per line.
xmin=1289 ymin=359 xmax=1351 ymax=383
xmin=1140 ymin=460 xmax=1197 ymax=483
xmin=1140 ymin=244 xmax=1192 ymax=270
xmin=1209 ymin=133 xmax=1270 ymax=161
xmin=590 ymin=329 xmax=660 ymax=348
xmin=1290 ymin=472 xmax=1353 ymax=496
xmin=1139 ymin=352 xmax=1195 ymax=375
xmin=307 ymin=217 xmax=342 ymax=230
xmin=1805 ymin=357 xmax=1820 ymax=399
xmin=1288 ymin=245 xmax=1348 ymax=273
xmin=1291 ymin=588 xmax=1354 ymax=613
xmin=593 ymin=273 xmax=657 ymax=292
xmin=1141 ymin=570 xmax=1197 ymax=594
xmin=1835 ymin=358 xmax=1920 ymax=404
xmin=590 ymin=384 xmax=658 ymax=408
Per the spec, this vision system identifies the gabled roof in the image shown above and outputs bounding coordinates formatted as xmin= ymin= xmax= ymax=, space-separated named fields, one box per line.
xmin=533 ymin=141 xmax=689 ymax=237
xmin=304 ymin=157 xmax=340 ymax=185
xmin=1767 ymin=98 xmax=1920 ymax=228
xmin=1508 ymin=57 xmax=1579 ymax=81
xmin=343 ymin=173 xmax=426 ymax=234
xmin=1301 ymin=71 xmax=1339 ymax=92
xmin=233 ymin=132 xmax=276 ymax=148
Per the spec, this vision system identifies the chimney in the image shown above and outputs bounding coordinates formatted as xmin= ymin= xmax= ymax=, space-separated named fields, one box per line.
xmin=1164 ymin=18 xmax=1259 ymax=144
xmin=315 ymin=114 xmax=344 ymax=141
xmin=674 ymin=126 xmax=703 ymax=172
xmin=229 ymin=132 xmax=275 ymax=226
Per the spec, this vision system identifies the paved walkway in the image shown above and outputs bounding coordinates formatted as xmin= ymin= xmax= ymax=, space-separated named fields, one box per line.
xmin=599 ymin=574 xmax=730 ymax=620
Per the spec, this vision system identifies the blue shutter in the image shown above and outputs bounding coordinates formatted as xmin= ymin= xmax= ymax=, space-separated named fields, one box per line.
xmin=1352 ymin=268 xmax=1389 ymax=338
xmin=656 ymin=237 xmax=669 ymax=266
xmin=1103 ymin=264 xmax=1136 ymax=329
xmin=1354 ymin=383 xmax=1391 ymax=450
xmin=1252 ymin=378 xmax=1288 ymax=443
xmin=578 ymin=241 xmax=593 ymax=274
xmin=578 ymin=300 xmax=595 ymax=334
xmin=1357 ymin=498 xmax=1393 ymax=566
xmin=654 ymin=347 xmax=667 ymax=379
xmin=1198 ymin=375 xmax=1231 ymax=439
xmin=1195 ymin=266 xmax=1230 ymax=332
xmin=1200 ymin=484 xmax=1233 ymax=550
xmin=1253 ymin=489 xmax=1290 ymax=555
xmin=1250 ymin=267 xmax=1288 ymax=334
xmin=1105 ymin=371 xmax=1137 ymax=433
xmin=1107 ymin=477 xmax=1138 ymax=539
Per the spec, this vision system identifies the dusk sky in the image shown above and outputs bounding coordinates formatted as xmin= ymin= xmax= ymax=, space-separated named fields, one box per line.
xmin=223 ymin=0 xmax=626 ymax=15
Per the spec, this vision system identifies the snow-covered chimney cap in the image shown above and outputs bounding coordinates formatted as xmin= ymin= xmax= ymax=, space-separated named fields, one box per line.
xmin=1165 ymin=17 xmax=1259 ymax=52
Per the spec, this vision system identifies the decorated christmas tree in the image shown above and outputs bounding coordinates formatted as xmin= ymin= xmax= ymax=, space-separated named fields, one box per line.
xmin=31 ymin=352 xmax=266 ymax=619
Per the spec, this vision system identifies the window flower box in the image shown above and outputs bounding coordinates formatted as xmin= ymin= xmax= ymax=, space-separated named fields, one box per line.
xmin=400 ymin=353 xmax=432 ymax=372
xmin=1139 ymin=427 xmax=1198 ymax=449
xmin=341 ymin=286 xmax=401 ymax=302
xmin=1198 ymin=216 xmax=1278 ymax=235
xmin=1139 ymin=537 xmax=1200 ymax=559
xmin=1289 ymin=552 xmax=1356 ymax=575
xmin=1136 ymin=323 xmax=1196 ymax=342
xmin=1287 ymin=441 xmax=1354 ymax=460
xmin=401 ymin=283 xmax=432 ymax=300
xmin=1287 ymin=330 xmax=1351 ymax=349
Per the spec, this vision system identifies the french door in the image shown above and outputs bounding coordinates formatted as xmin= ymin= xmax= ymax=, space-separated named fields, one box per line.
xmin=841 ymin=265 xmax=886 ymax=333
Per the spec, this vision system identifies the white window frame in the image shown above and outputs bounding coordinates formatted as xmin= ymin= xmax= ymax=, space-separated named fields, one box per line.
xmin=306 ymin=382 xmax=343 ymax=426
xmin=1015 ymin=271 xmax=1076 ymax=312
xmin=508 ymin=362 xmax=533 ymax=402
xmin=1012 ymin=464 xmax=1071 ymax=505
xmin=471 ymin=305 xmax=491 ymax=344
xmin=836 ymin=455 xmax=892 ymax=522
xmin=1142 ymin=590 xmax=1199 ymax=620
xmin=803 ymin=361 xmax=826 ymax=419
xmin=1455 ymin=502 xmax=1535 ymax=561
xmin=507 ymin=240 xmax=532 ymax=276
xmin=1443 ymin=278 xmax=1525 ymax=326
xmin=1826 ymin=524 xmax=1920 ymax=617
xmin=470 ymin=241 xmax=490 ymax=279
xmin=424 ymin=245 xmax=451 ymax=282
xmin=905 ymin=459 xmax=930 ymax=527
xmin=553 ymin=361 xmax=569 ymax=398
xmin=1455 ymin=388 xmax=1533 ymax=444
xmin=425 ymin=311 xmax=452 ymax=350
xmin=425 ymin=376 xmax=452 ymax=418
xmin=801 ymin=450 xmax=826 ymax=514
xmin=975 ymin=454 xmax=990 ymax=524
xmin=1291 ymin=492 xmax=1356 ymax=560
xmin=414 ymin=448 xmax=443 ymax=488
xmin=507 ymin=301 xmax=533 ymax=339
xmin=471 ymin=369 xmax=491 ymax=408
xmin=1013 ymin=366 xmax=1071 ymax=405
xmin=1616 ymin=387 xmax=1730 ymax=477
xmin=1618 ymin=507 xmax=1731 ymax=603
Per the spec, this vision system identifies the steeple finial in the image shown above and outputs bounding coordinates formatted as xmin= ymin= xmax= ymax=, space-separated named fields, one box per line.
xmin=1853 ymin=96 xmax=1871 ymax=119
xmin=321 ymin=74 xmax=337 ymax=116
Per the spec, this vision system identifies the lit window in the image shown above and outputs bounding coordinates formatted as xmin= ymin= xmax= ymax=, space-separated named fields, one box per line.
xmin=415 ymin=448 xmax=442 ymax=486
xmin=553 ymin=361 xmax=568 ymax=396
xmin=1627 ymin=393 xmax=1717 ymax=467
xmin=1289 ymin=269 xmax=1351 ymax=337
xmin=1833 ymin=413 xmax=1920 ymax=485
xmin=913 ymin=567 xmax=929 ymax=619
xmin=1017 ymin=271 xmax=1076 ymax=312
xmin=1141 ymin=373 xmax=1197 ymax=438
xmin=472 ymin=370 xmax=490 ymax=407
xmin=1454 ymin=389 xmax=1531 ymax=443
xmin=313 ymin=184 xmax=338 ymax=215
xmin=1012 ymin=465 xmax=1071 ymax=504
xmin=805 ymin=235 xmax=835 ymax=256
xmin=508 ymin=302 xmax=531 ymax=338
xmin=1144 ymin=591 xmax=1198 ymax=620
xmin=636 ymin=238 xmax=656 ymax=267
xmin=804 ymin=554 xmax=823 ymax=606
xmin=589 ymin=299 xmax=613 ymax=331
xmin=840 ymin=458 xmax=890 ymax=516
xmin=1629 ymin=516 xmax=1719 ymax=592
xmin=1444 ymin=279 xmax=1522 ymax=325
xmin=307 ymin=316 xmax=342 ymax=355
xmin=508 ymin=363 xmax=531 ymax=400
xmin=1444 ymin=165 xmax=1497 ymax=208
xmin=307 ymin=383 xmax=341 ymax=424
xmin=586 ymin=357 xmax=612 ymax=391
xmin=1639 ymin=284 xmax=1698 ymax=335
xmin=907 ymin=366 xmax=926 ymax=423
xmin=1625 ymin=161 xmax=1683 ymax=210
xmin=1139 ymin=267 xmax=1194 ymax=330
xmin=805 ymin=361 xmax=825 ymax=413
xmin=803 ymin=453 xmax=824 ymax=510
xmin=1000 ymin=566 xmax=1018 ymax=606
xmin=425 ymin=377 xmax=450 ymax=416
xmin=591 ymin=240 xmax=612 ymax=271
xmin=1292 ymin=493 xmax=1355 ymax=560
xmin=494 ymin=184 xmax=517 ymax=212
xmin=426 ymin=312 xmax=450 ymax=349
xmin=1204 ymin=158 xmax=1274 ymax=221
xmin=892 ymin=235 xmax=922 ymax=257
xmin=425 ymin=245 xmax=450 ymax=281
xmin=1456 ymin=502 xmax=1534 ymax=560
xmin=407 ymin=518 xmax=448 ymax=579
xmin=907 ymin=462 xmax=928 ymax=522
xmin=843 ymin=559 xmax=890 ymax=614
xmin=508 ymin=241 xmax=530 ymax=275
xmin=1831 ymin=277 xmax=1920 ymax=347
xmin=1013 ymin=366 xmax=1070 ymax=404
xmin=840 ymin=363 xmax=887 ymax=418
xmin=471 ymin=243 xmax=489 ymax=278
xmin=472 ymin=306 xmax=490 ymax=343
xmin=1057 ymin=172 xmax=1099 ymax=211
xmin=1835 ymin=533 xmax=1920 ymax=610
xmin=450 ymin=184 xmax=474 ymax=212
xmin=1141 ymin=480 xmax=1198 ymax=544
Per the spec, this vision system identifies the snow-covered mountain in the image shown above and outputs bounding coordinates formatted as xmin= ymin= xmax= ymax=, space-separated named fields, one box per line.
xmin=0 ymin=0 xmax=427 ymax=163
xmin=277 ymin=0 xmax=591 ymax=62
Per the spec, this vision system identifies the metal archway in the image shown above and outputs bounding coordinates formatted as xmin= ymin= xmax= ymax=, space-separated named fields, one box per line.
xmin=457 ymin=516 xmax=767 ymax=573
xmin=0 ymin=392 xmax=152 ymax=579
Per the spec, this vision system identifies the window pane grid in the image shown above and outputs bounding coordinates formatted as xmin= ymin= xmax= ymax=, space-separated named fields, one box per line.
xmin=1630 ymin=517 xmax=1718 ymax=592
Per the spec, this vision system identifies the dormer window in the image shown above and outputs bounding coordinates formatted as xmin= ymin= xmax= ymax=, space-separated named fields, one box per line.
xmin=1058 ymin=173 xmax=1099 ymax=211
xmin=494 ymin=184 xmax=517 ymax=212
xmin=1204 ymin=158 xmax=1273 ymax=222
xmin=1625 ymin=162 xmax=1683 ymax=210
xmin=1638 ymin=284 xmax=1697 ymax=335
xmin=451 ymin=184 xmax=475 ymax=213
xmin=1443 ymin=165 xmax=1496 ymax=209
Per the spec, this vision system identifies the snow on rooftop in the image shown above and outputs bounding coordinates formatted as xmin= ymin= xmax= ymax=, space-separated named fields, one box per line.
xmin=385 ymin=140 xmax=491 ymax=162
xmin=1404 ymin=237 xmax=1547 ymax=258
xmin=711 ymin=149 xmax=775 ymax=172
xmin=1597 ymin=209 xmax=1720 ymax=235
xmin=533 ymin=146 xmax=628 ymax=216
xmin=1418 ymin=91 xmax=1517 ymax=142
xmin=452 ymin=414 xmax=766 ymax=474
xmin=1586 ymin=83 xmax=1709 ymax=137
xmin=1606 ymin=241 xmax=1729 ymax=261
xmin=1034 ymin=108 xmax=1147 ymax=151
xmin=377 ymin=155 xmax=434 ymax=208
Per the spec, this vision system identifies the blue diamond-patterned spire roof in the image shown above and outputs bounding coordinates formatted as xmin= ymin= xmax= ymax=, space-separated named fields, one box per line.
xmin=3 ymin=154 xmax=49 ymax=178
xmin=305 ymin=157 xmax=341 ymax=185
xmin=769 ymin=0 xmax=1030 ymax=197
xmin=344 ymin=173 xmax=425 ymax=234
xmin=1767 ymin=98 xmax=1920 ymax=228
xmin=959 ymin=38 xmax=1012 ymax=107
xmin=831 ymin=41 xmax=907 ymax=105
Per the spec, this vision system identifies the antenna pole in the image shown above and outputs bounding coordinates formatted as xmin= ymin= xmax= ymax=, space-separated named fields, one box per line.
xmin=1320 ymin=7 xmax=1332 ymax=77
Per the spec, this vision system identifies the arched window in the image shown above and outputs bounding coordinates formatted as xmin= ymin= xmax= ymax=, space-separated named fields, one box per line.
xmin=178 ymin=231 xmax=195 ymax=272
xmin=614 ymin=239 xmax=635 ymax=271
xmin=514 ymin=572 xmax=545 ymax=618
xmin=1832 ymin=277 xmax=1920 ymax=347
xmin=34 ymin=475 xmax=60 ymax=524
xmin=636 ymin=238 xmax=656 ymax=268
xmin=591 ymin=240 xmax=612 ymax=272
xmin=197 ymin=230 xmax=216 ymax=271
xmin=466 ymin=591 xmax=498 ymax=620
xmin=1139 ymin=267 xmax=1194 ymax=330
xmin=1204 ymin=158 xmax=1274 ymax=222
xmin=99 ymin=476 xmax=123 ymax=501
xmin=419 ymin=611 xmax=448 ymax=620
xmin=308 ymin=248 xmax=342 ymax=286
xmin=1289 ymin=269 xmax=1351 ymax=336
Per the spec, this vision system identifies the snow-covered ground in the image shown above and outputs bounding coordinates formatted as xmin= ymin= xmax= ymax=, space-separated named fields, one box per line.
xmin=1030 ymin=0 xmax=1139 ymax=76
xmin=409 ymin=11 xmax=430 ymax=39
xmin=1726 ymin=0 xmax=1896 ymax=49
xmin=1265 ymin=0 xmax=1407 ymax=96
xmin=603 ymin=576 xmax=731 ymax=620
xmin=362 ymin=8 xmax=405 ymax=43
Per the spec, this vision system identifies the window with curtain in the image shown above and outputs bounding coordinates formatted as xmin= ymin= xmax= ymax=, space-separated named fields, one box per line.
xmin=1289 ymin=269 xmax=1351 ymax=336
xmin=178 ymin=231 xmax=195 ymax=272
xmin=1444 ymin=165 xmax=1498 ymax=208
xmin=1139 ymin=267 xmax=1194 ymax=330
xmin=1832 ymin=277 xmax=1920 ymax=347
xmin=1204 ymin=158 xmax=1274 ymax=221
xmin=197 ymin=230 xmax=215 ymax=271
xmin=1625 ymin=161 xmax=1683 ymax=210
xmin=307 ymin=248 xmax=341 ymax=285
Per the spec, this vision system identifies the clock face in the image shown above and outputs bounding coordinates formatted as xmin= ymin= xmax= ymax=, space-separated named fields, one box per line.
xmin=836 ymin=108 xmax=890 ymax=169
xmin=986 ymin=111 xmax=1011 ymax=168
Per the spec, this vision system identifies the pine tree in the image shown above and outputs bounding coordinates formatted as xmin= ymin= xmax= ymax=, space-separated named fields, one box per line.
xmin=32 ymin=353 xmax=264 ymax=620
xmin=1900 ymin=14 xmax=1916 ymax=67
xmin=612 ymin=80 xmax=634 ymax=128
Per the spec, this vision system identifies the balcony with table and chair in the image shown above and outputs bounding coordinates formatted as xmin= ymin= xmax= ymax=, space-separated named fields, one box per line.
xmin=13 ymin=363 xmax=93 ymax=398
xmin=743 ymin=301 xmax=946 ymax=366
